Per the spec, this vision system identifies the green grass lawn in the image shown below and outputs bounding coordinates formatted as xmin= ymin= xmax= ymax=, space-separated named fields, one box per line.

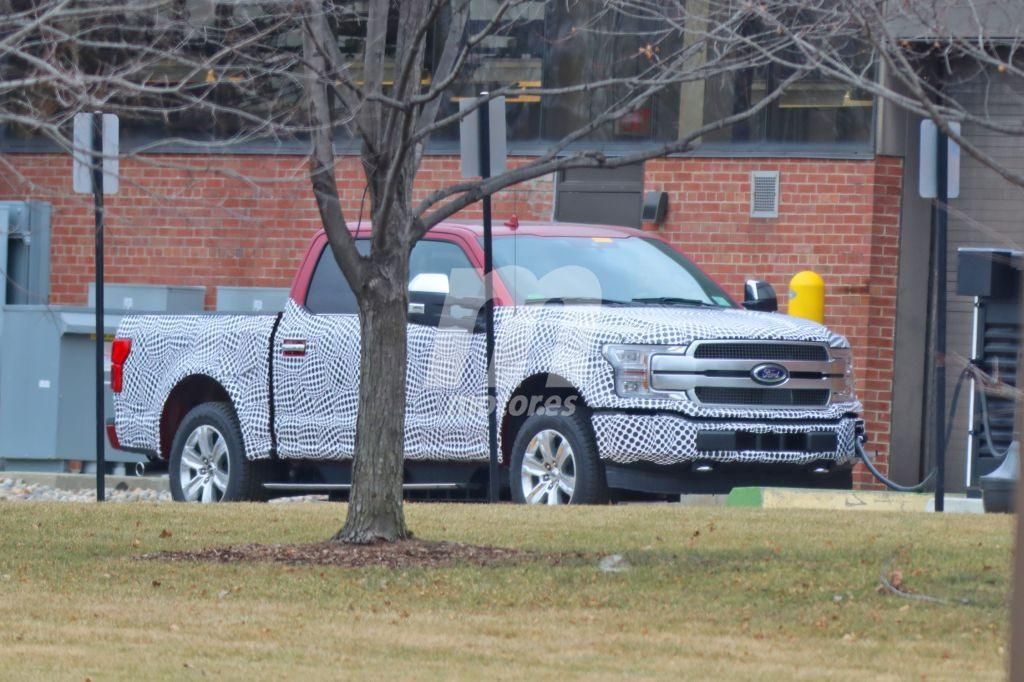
xmin=0 ymin=502 xmax=1012 ymax=680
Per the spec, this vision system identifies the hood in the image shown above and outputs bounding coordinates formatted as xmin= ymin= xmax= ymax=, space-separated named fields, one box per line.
xmin=498 ymin=304 xmax=849 ymax=348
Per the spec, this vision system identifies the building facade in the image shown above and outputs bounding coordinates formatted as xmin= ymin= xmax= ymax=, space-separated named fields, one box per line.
xmin=885 ymin=3 xmax=1024 ymax=492
xmin=1 ymin=1 xmax=954 ymax=488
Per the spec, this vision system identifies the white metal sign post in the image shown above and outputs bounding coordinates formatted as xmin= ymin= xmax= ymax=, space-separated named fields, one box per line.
xmin=460 ymin=95 xmax=506 ymax=502
xmin=72 ymin=112 xmax=119 ymax=502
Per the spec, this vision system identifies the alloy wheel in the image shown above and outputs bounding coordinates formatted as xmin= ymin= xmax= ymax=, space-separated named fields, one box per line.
xmin=178 ymin=424 xmax=230 ymax=503
xmin=520 ymin=428 xmax=576 ymax=505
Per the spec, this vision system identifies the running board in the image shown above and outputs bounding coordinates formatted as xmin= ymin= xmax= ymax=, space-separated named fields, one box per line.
xmin=262 ymin=482 xmax=464 ymax=492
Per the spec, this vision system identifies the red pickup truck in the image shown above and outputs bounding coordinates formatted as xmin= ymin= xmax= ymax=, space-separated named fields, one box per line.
xmin=110 ymin=221 xmax=861 ymax=503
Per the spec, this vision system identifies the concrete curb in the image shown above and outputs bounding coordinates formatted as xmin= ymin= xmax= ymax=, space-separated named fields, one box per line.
xmin=0 ymin=472 xmax=169 ymax=493
xmin=726 ymin=486 xmax=985 ymax=513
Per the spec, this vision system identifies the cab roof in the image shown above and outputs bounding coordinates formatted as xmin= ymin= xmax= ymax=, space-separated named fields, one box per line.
xmin=332 ymin=220 xmax=647 ymax=240
xmin=435 ymin=220 xmax=645 ymax=239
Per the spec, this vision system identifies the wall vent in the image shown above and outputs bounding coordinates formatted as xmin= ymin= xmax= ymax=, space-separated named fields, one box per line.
xmin=750 ymin=171 xmax=780 ymax=218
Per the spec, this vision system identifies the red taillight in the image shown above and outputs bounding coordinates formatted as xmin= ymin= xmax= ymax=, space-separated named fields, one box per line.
xmin=111 ymin=337 xmax=132 ymax=393
xmin=105 ymin=421 xmax=121 ymax=450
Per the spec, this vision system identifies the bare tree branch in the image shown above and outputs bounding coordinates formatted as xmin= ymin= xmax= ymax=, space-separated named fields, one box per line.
xmin=416 ymin=69 xmax=806 ymax=231
xmin=301 ymin=0 xmax=365 ymax=289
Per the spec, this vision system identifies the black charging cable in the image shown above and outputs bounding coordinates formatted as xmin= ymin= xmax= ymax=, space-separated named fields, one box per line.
xmin=856 ymin=366 xmax=979 ymax=492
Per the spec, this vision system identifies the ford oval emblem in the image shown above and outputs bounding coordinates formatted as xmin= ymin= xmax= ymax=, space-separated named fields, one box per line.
xmin=751 ymin=363 xmax=789 ymax=386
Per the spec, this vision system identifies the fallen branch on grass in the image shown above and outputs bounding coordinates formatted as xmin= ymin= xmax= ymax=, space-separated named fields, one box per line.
xmin=878 ymin=558 xmax=968 ymax=606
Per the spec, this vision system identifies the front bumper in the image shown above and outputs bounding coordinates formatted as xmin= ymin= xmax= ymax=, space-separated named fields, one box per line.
xmin=591 ymin=412 xmax=858 ymax=466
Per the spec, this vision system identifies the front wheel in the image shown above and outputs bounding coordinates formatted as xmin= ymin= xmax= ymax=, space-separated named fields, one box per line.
xmin=168 ymin=402 xmax=267 ymax=502
xmin=510 ymin=411 xmax=608 ymax=505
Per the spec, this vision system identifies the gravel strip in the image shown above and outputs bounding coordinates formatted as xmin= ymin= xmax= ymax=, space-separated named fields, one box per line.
xmin=0 ymin=477 xmax=171 ymax=503
xmin=0 ymin=477 xmax=333 ymax=503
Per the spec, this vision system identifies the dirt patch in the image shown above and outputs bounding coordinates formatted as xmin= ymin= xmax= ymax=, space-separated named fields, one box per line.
xmin=141 ymin=538 xmax=573 ymax=569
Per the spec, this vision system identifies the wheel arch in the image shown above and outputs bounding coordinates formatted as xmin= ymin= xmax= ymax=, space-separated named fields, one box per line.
xmin=159 ymin=374 xmax=232 ymax=460
xmin=500 ymin=372 xmax=589 ymax=466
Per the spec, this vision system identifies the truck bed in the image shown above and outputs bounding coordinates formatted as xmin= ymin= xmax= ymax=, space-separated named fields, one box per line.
xmin=114 ymin=313 xmax=279 ymax=460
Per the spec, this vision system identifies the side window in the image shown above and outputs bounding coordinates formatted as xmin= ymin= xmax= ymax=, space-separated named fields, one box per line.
xmin=305 ymin=238 xmax=480 ymax=320
xmin=410 ymin=240 xmax=481 ymax=298
xmin=409 ymin=240 xmax=483 ymax=329
xmin=305 ymin=241 xmax=368 ymax=314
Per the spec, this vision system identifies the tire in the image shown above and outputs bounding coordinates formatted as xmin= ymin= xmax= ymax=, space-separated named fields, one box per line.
xmin=510 ymin=409 xmax=608 ymax=505
xmin=168 ymin=402 xmax=268 ymax=502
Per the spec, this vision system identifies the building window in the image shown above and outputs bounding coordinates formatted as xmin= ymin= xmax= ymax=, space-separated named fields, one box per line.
xmin=2 ymin=1 xmax=873 ymax=153
xmin=688 ymin=10 xmax=874 ymax=149
xmin=1 ymin=1 xmax=318 ymax=149
xmin=697 ymin=65 xmax=874 ymax=148
xmin=433 ymin=1 xmax=873 ymax=150
xmin=431 ymin=1 xmax=682 ymax=144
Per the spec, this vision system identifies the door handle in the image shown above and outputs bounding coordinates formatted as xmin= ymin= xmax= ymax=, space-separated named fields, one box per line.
xmin=281 ymin=339 xmax=307 ymax=357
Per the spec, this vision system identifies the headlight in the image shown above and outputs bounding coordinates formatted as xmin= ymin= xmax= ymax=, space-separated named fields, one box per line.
xmin=602 ymin=344 xmax=683 ymax=399
xmin=829 ymin=347 xmax=857 ymax=403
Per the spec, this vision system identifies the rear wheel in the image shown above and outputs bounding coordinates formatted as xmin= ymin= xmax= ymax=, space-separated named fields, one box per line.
xmin=168 ymin=402 xmax=267 ymax=502
xmin=510 ymin=411 xmax=608 ymax=505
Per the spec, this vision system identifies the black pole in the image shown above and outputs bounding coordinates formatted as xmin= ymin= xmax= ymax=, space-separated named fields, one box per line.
xmin=92 ymin=113 xmax=105 ymax=503
xmin=934 ymin=127 xmax=949 ymax=512
xmin=480 ymin=97 xmax=499 ymax=503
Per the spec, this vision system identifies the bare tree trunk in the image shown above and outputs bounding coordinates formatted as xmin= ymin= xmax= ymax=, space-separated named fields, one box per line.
xmin=333 ymin=251 xmax=412 ymax=544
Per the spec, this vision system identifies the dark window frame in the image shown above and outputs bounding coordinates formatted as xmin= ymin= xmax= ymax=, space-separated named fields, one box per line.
xmin=0 ymin=130 xmax=876 ymax=159
xmin=302 ymin=237 xmax=483 ymax=327
xmin=303 ymin=241 xmax=367 ymax=315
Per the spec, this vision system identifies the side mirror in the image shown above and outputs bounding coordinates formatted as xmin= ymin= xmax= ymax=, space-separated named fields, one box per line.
xmin=743 ymin=279 xmax=778 ymax=313
xmin=410 ymin=273 xmax=450 ymax=296
xmin=408 ymin=272 xmax=484 ymax=330
xmin=409 ymin=273 xmax=450 ymax=325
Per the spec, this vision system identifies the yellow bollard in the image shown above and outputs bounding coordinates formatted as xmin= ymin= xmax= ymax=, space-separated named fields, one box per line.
xmin=788 ymin=270 xmax=825 ymax=323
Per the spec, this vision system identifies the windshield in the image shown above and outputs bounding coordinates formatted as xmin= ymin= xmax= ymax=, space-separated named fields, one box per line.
xmin=488 ymin=235 xmax=734 ymax=308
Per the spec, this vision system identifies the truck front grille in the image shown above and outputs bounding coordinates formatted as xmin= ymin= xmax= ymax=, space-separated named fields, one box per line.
xmin=693 ymin=342 xmax=829 ymax=362
xmin=694 ymin=387 xmax=830 ymax=407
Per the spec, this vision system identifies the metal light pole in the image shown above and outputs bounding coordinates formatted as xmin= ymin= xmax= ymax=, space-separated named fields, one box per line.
xmin=933 ymin=126 xmax=948 ymax=512
xmin=90 ymin=113 xmax=106 ymax=503
xmin=478 ymin=97 xmax=500 ymax=503
xmin=459 ymin=94 xmax=506 ymax=502
xmin=73 ymin=112 xmax=119 ymax=502
xmin=919 ymin=119 xmax=959 ymax=510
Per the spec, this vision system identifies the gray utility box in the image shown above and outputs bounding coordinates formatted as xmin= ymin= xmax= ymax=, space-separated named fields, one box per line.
xmin=88 ymin=283 xmax=206 ymax=312
xmin=0 ymin=285 xmax=205 ymax=473
xmin=0 ymin=201 xmax=52 ymax=338
xmin=216 ymin=286 xmax=289 ymax=313
xmin=0 ymin=306 xmax=127 ymax=472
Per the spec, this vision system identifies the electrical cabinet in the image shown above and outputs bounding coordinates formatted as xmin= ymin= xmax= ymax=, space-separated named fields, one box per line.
xmin=88 ymin=283 xmax=205 ymax=312
xmin=215 ymin=286 xmax=289 ymax=313
xmin=0 ymin=201 xmax=51 ymax=338
xmin=957 ymin=248 xmax=1022 ymax=487
xmin=0 ymin=307 xmax=126 ymax=472
xmin=0 ymin=285 xmax=205 ymax=472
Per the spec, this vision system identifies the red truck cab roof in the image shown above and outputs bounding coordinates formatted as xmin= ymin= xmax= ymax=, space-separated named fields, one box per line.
xmin=429 ymin=220 xmax=647 ymax=240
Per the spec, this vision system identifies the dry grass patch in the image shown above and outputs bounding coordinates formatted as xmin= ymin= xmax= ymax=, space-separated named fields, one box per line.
xmin=0 ymin=501 xmax=1013 ymax=680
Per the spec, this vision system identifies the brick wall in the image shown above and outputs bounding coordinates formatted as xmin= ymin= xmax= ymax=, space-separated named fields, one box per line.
xmin=643 ymin=157 xmax=903 ymax=487
xmin=0 ymin=152 xmax=901 ymax=484
xmin=0 ymin=155 xmax=556 ymax=307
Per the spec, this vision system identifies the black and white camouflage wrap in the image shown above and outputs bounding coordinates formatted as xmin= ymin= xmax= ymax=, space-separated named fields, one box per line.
xmin=114 ymin=299 xmax=860 ymax=467
xmin=490 ymin=304 xmax=853 ymax=419
xmin=272 ymin=301 xmax=488 ymax=461
xmin=592 ymin=414 xmax=858 ymax=465
xmin=114 ymin=313 xmax=277 ymax=459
